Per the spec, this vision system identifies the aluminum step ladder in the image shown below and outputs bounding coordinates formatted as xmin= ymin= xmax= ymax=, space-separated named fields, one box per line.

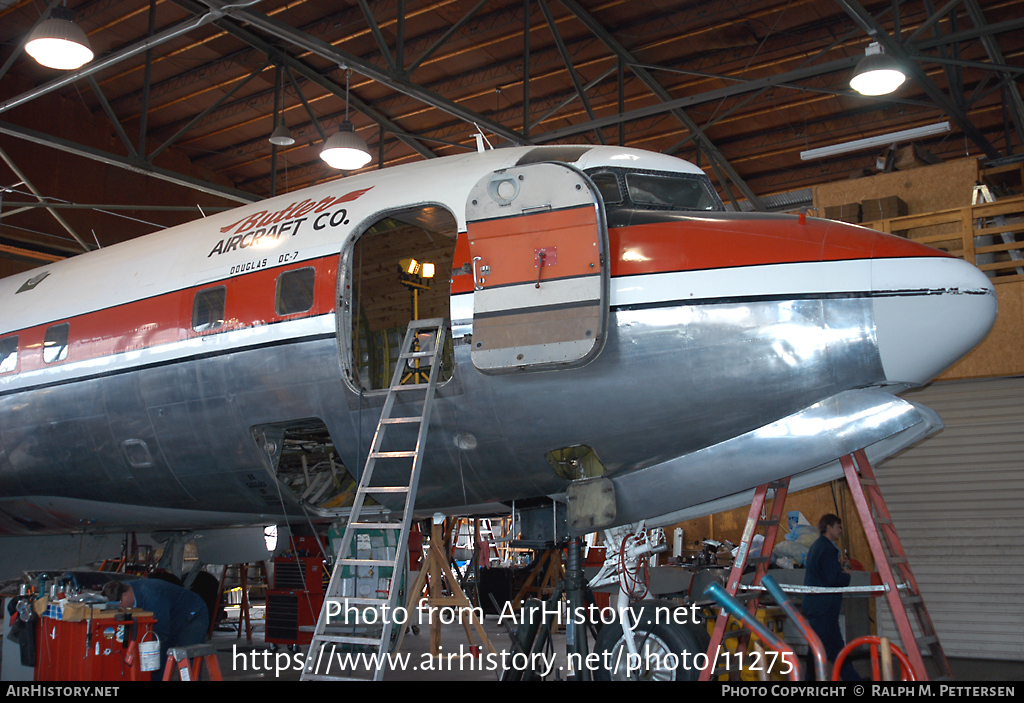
xmin=301 ymin=318 xmax=447 ymax=681
xmin=841 ymin=450 xmax=952 ymax=681
xmin=699 ymin=477 xmax=791 ymax=681
xmin=973 ymin=184 xmax=1023 ymax=276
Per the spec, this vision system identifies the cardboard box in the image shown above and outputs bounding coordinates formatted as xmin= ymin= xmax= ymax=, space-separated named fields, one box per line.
xmin=861 ymin=195 xmax=909 ymax=222
xmin=824 ymin=203 xmax=862 ymax=223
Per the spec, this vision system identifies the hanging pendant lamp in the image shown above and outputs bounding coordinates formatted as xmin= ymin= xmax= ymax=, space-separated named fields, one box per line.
xmin=25 ymin=7 xmax=94 ymax=71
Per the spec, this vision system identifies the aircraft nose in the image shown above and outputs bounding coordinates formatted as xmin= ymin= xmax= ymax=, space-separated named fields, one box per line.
xmin=871 ymin=256 xmax=997 ymax=386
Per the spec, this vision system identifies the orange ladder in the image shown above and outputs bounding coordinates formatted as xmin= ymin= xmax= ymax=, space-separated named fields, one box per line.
xmin=841 ymin=450 xmax=951 ymax=680
xmin=161 ymin=644 xmax=223 ymax=681
xmin=699 ymin=477 xmax=791 ymax=681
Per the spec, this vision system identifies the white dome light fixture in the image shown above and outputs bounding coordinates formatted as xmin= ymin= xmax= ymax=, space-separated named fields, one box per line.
xmin=319 ymin=69 xmax=372 ymax=170
xmin=25 ymin=8 xmax=94 ymax=71
xmin=320 ymin=120 xmax=372 ymax=169
xmin=850 ymin=42 xmax=906 ymax=96
xmin=268 ymin=119 xmax=295 ymax=146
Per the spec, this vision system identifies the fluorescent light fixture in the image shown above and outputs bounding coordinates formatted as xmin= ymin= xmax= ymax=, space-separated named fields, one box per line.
xmin=319 ymin=120 xmax=372 ymax=170
xmin=799 ymin=122 xmax=950 ymax=161
xmin=850 ymin=42 xmax=906 ymax=96
xmin=25 ymin=8 xmax=93 ymax=71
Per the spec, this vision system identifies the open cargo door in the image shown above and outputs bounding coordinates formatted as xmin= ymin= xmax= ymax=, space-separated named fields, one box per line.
xmin=465 ymin=162 xmax=609 ymax=373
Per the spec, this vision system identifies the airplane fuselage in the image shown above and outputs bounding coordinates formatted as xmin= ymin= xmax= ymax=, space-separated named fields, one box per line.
xmin=0 ymin=146 xmax=996 ymax=536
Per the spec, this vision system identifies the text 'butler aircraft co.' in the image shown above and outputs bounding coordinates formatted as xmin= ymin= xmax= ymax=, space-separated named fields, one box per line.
xmin=0 ymin=144 xmax=996 ymax=673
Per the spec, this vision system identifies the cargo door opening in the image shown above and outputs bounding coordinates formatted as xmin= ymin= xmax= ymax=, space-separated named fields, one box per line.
xmin=344 ymin=206 xmax=457 ymax=392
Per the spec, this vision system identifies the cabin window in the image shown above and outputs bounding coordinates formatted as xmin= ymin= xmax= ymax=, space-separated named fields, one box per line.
xmin=43 ymin=324 xmax=69 ymax=364
xmin=192 ymin=286 xmax=226 ymax=332
xmin=276 ymin=267 xmax=316 ymax=316
xmin=590 ymin=172 xmax=622 ymax=204
xmin=0 ymin=335 xmax=17 ymax=373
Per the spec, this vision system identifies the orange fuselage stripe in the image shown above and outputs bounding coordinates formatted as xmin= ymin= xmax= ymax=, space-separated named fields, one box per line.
xmin=3 ymin=218 xmax=948 ymax=376
xmin=4 ymin=257 xmax=336 ymax=376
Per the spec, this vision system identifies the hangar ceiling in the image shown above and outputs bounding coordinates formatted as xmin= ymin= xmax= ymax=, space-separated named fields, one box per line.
xmin=0 ymin=0 xmax=1022 ymax=270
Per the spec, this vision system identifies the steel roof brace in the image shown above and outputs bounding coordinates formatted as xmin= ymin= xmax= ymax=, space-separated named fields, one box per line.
xmin=836 ymin=0 xmax=1000 ymax=159
xmin=558 ymin=0 xmax=764 ymax=210
xmin=203 ymin=0 xmax=532 ymax=146
xmin=87 ymin=76 xmax=139 ymax=161
xmin=170 ymin=0 xmax=437 ymax=161
xmin=538 ymin=0 xmax=606 ymax=145
xmin=150 ymin=61 xmax=271 ymax=162
xmin=0 ymin=147 xmax=89 ymax=252
xmin=0 ymin=12 xmax=219 ymax=117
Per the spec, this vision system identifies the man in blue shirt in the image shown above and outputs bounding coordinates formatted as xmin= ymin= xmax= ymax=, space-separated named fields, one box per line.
xmin=802 ymin=514 xmax=860 ymax=681
xmin=102 ymin=578 xmax=209 ymax=675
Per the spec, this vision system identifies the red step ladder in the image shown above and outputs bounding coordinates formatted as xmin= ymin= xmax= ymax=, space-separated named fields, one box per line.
xmin=162 ymin=644 xmax=224 ymax=681
xmin=700 ymin=451 xmax=951 ymax=681
xmin=841 ymin=449 xmax=951 ymax=681
xmin=699 ymin=477 xmax=791 ymax=681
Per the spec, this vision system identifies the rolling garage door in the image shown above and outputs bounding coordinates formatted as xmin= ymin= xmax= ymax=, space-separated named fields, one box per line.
xmin=873 ymin=377 xmax=1024 ymax=660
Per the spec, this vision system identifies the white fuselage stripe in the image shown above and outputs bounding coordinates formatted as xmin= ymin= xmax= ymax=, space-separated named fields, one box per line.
xmin=0 ymin=314 xmax=336 ymax=394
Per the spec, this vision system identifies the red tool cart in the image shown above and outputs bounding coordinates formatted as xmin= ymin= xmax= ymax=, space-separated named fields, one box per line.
xmin=35 ymin=607 xmax=158 ymax=681
xmin=265 ymin=536 xmax=327 ymax=647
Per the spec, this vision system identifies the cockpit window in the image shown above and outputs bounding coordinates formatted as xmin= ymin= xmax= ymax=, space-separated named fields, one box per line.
xmin=625 ymin=172 xmax=721 ymax=211
xmin=590 ymin=172 xmax=622 ymax=204
xmin=586 ymin=167 xmax=723 ymax=213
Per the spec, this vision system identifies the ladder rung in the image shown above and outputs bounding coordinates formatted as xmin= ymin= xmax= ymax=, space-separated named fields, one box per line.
xmin=380 ymin=417 xmax=422 ymax=424
xmin=335 ymin=558 xmax=399 ymax=567
xmin=351 ymin=522 xmax=402 ymax=530
xmin=758 ymin=518 xmax=780 ymax=527
xmin=400 ymin=351 xmax=434 ymax=359
xmin=900 ymin=595 xmax=923 ymax=605
xmin=767 ymin=480 xmax=789 ymax=489
xmin=391 ymin=383 xmax=430 ymax=391
xmin=875 ymin=518 xmax=894 ymax=525
xmin=316 ymin=634 xmax=383 ymax=646
xmin=370 ymin=450 xmax=417 ymax=459
xmin=360 ymin=486 xmax=410 ymax=494
xmin=917 ymin=635 xmax=939 ymax=646
xmin=331 ymin=597 xmax=392 ymax=606
xmin=888 ymin=556 xmax=909 ymax=565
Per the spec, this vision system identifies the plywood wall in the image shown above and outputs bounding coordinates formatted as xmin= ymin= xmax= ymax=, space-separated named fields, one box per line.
xmin=813 ymin=157 xmax=980 ymax=216
xmin=938 ymin=279 xmax=1024 ymax=380
xmin=352 ymin=224 xmax=456 ymax=332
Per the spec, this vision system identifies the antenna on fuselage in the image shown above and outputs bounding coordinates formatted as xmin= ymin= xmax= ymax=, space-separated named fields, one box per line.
xmin=473 ymin=123 xmax=493 ymax=153
xmin=197 ymin=204 xmax=207 ymax=218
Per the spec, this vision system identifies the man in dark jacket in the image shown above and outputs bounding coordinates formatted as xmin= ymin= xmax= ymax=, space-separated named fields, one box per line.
xmin=102 ymin=578 xmax=209 ymax=675
xmin=802 ymin=514 xmax=860 ymax=681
